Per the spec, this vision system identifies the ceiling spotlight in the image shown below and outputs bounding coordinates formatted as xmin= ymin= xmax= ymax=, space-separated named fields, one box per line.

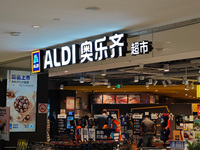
xmin=80 ymin=77 xmax=84 ymax=83
xmin=60 ymin=84 xmax=64 ymax=90
xmin=10 ymin=32 xmax=22 ymax=36
xmin=185 ymin=84 xmax=189 ymax=91
xmin=191 ymin=82 xmax=194 ymax=89
xmin=140 ymin=76 xmax=144 ymax=80
xmin=101 ymin=70 xmax=106 ymax=76
xmin=85 ymin=7 xmax=100 ymax=11
xmin=32 ymin=25 xmax=41 ymax=28
xmin=162 ymin=80 xmax=167 ymax=87
xmin=134 ymin=76 xmax=139 ymax=82
xmin=167 ymin=79 xmax=172 ymax=85
xmin=164 ymin=64 xmax=169 ymax=72
xmin=107 ymin=83 xmax=111 ymax=88
xmin=182 ymin=77 xmax=187 ymax=84
xmin=166 ymin=41 xmax=172 ymax=44
xmin=145 ymin=82 xmax=149 ymax=88
xmin=153 ymin=80 xmax=158 ymax=86
xmin=148 ymin=79 xmax=153 ymax=84
xmin=185 ymin=79 xmax=189 ymax=85
xmin=53 ymin=18 xmax=61 ymax=21
xmin=198 ymin=76 xmax=200 ymax=83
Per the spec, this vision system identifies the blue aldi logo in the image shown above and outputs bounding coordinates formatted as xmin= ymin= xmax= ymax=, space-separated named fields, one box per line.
xmin=32 ymin=50 xmax=41 ymax=73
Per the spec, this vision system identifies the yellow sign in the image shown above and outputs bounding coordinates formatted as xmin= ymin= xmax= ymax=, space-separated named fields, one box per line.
xmin=197 ymin=85 xmax=200 ymax=98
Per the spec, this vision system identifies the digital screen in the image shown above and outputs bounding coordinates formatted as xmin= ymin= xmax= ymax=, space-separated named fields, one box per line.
xmin=68 ymin=112 xmax=73 ymax=115
xmin=6 ymin=70 xmax=37 ymax=132
xmin=67 ymin=116 xmax=74 ymax=129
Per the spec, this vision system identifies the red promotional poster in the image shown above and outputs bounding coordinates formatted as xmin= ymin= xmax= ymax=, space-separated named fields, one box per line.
xmin=66 ymin=97 xmax=75 ymax=110
xmin=116 ymin=95 xmax=127 ymax=104
xmin=103 ymin=95 xmax=115 ymax=104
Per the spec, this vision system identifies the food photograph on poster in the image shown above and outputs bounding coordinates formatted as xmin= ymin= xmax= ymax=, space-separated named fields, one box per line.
xmin=116 ymin=95 xmax=127 ymax=104
xmin=150 ymin=95 xmax=156 ymax=104
xmin=128 ymin=94 xmax=140 ymax=104
xmin=103 ymin=95 xmax=115 ymax=104
xmin=93 ymin=95 xmax=103 ymax=104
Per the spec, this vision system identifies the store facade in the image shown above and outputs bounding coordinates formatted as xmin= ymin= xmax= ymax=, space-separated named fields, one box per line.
xmin=0 ymin=22 xmax=200 ymax=149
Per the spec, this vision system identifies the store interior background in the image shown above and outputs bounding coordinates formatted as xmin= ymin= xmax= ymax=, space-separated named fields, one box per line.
xmin=0 ymin=1 xmax=200 ymax=147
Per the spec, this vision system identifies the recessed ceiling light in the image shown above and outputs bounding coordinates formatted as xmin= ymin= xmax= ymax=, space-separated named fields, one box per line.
xmin=185 ymin=94 xmax=188 ymax=96
xmin=155 ymin=90 xmax=158 ymax=92
xmin=166 ymin=41 xmax=172 ymax=44
xmin=53 ymin=18 xmax=61 ymax=21
xmin=32 ymin=25 xmax=41 ymax=28
xmin=10 ymin=32 xmax=22 ymax=36
xmin=85 ymin=7 xmax=100 ymax=11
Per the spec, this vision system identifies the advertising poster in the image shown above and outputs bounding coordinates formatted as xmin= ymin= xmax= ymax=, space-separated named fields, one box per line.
xmin=0 ymin=107 xmax=10 ymax=141
xmin=93 ymin=95 xmax=103 ymax=104
xmin=103 ymin=95 xmax=115 ymax=104
xmin=116 ymin=95 xmax=127 ymax=104
xmin=128 ymin=95 xmax=140 ymax=104
xmin=66 ymin=97 xmax=75 ymax=110
xmin=6 ymin=70 xmax=37 ymax=132
xmin=150 ymin=95 xmax=155 ymax=104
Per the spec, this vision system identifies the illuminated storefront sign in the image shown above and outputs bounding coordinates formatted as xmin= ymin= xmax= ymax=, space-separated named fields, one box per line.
xmin=32 ymin=33 xmax=153 ymax=71
xmin=31 ymin=50 xmax=41 ymax=73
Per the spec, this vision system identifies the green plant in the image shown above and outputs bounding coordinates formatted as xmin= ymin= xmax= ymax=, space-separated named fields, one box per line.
xmin=186 ymin=138 xmax=200 ymax=150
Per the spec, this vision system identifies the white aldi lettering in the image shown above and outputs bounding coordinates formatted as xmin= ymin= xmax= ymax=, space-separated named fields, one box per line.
xmin=131 ymin=41 xmax=152 ymax=55
xmin=44 ymin=44 xmax=79 ymax=69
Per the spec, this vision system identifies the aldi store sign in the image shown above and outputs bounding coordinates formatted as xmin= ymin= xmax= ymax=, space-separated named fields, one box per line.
xmin=37 ymin=33 xmax=152 ymax=71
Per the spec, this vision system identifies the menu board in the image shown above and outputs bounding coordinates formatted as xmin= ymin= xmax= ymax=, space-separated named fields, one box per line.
xmin=66 ymin=97 xmax=75 ymax=110
xmin=57 ymin=114 xmax=66 ymax=134
xmin=132 ymin=114 xmax=143 ymax=135
xmin=6 ymin=70 xmax=37 ymax=132
xmin=93 ymin=95 xmax=103 ymax=104
xmin=116 ymin=95 xmax=127 ymax=104
xmin=103 ymin=95 xmax=115 ymax=104
xmin=128 ymin=95 xmax=140 ymax=104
